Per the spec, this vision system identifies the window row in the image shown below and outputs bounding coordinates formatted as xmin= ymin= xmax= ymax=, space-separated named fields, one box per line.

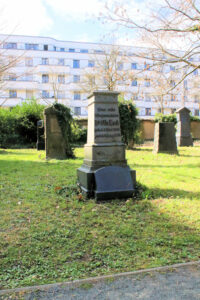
xmin=3 ymin=42 xmax=106 ymax=55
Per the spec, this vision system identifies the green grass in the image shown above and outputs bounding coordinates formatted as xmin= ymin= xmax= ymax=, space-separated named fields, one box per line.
xmin=0 ymin=147 xmax=199 ymax=289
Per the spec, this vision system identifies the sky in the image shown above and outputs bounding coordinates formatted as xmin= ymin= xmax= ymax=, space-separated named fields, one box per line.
xmin=0 ymin=0 xmax=149 ymax=44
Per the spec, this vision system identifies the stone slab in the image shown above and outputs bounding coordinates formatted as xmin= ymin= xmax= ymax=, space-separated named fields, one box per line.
xmin=36 ymin=120 xmax=45 ymax=150
xmin=153 ymin=122 xmax=178 ymax=154
xmin=176 ymin=107 xmax=193 ymax=146
xmin=94 ymin=166 xmax=134 ymax=200
xmin=44 ymin=106 xmax=67 ymax=159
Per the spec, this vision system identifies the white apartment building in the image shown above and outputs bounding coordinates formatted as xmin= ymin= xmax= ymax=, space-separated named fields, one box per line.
xmin=0 ymin=34 xmax=200 ymax=118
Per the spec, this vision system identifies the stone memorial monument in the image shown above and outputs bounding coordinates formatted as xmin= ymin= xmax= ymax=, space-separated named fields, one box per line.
xmin=153 ymin=122 xmax=178 ymax=154
xmin=36 ymin=120 xmax=45 ymax=150
xmin=77 ymin=91 xmax=136 ymax=200
xmin=176 ymin=107 xmax=193 ymax=146
xmin=44 ymin=106 xmax=67 ymax=159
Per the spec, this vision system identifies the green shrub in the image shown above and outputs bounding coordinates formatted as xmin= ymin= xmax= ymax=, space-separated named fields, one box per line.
xmin=12 ymin=99 xmax=45 ymax=144
xmin=154 ymin=113 xmax=177 ymax=123
xmin=71 ymin=122 xmax=87 ymax=144
xmin=190 ymin=114 xmax=200 ymax=122
xmin=0 ymin=99 xmax=45 ymax=148
xmin=0 ymin=108 xmax=22 ymax=148
xmin=118 ymin=99 xmax=140 ymax=147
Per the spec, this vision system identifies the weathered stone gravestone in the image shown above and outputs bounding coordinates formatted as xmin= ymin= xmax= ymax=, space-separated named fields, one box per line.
xmin=176 ymin=107 xmax=193 ymax=146
xmin=36 ymin=120 xmax=45 ymax=150
xmin=44 ymin=106 xmax=67 ymax=159
xmin=153 ymin=122 xmax=178 ymax=154
xmin=77 ymin=91 xmax=136 ymax=200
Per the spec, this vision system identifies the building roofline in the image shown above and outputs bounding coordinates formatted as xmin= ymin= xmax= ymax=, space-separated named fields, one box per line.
xmin=0 ymin=33 xmax=149 ymax=50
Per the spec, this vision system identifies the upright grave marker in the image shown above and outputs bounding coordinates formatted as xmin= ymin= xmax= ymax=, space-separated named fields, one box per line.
xmin=77 ymin=91 xmax=136 ymax=199
xmin=44 ymin=106 xmax=67 ymax=159
xmin=153 ymin=122 xmax=178 ymax=154
xmin=176 ymin=107 xmax=193 ymax=146
xmin=36 ymin=120 xmax=45 ymax=150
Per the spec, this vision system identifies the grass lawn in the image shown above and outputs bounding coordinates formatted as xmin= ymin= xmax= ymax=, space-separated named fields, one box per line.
xmin=0 ymin=146 xmax=200 ymax=289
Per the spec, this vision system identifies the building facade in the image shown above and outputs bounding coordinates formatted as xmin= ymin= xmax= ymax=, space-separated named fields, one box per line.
xmin=0 ymin=34 xmax=200 ymax=118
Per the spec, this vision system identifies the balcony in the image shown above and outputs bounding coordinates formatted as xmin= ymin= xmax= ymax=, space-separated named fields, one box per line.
xmin=4 ymin=80 xmax=38 ymax=90
xmin=36 ymin=64 xmax=70 ymax=74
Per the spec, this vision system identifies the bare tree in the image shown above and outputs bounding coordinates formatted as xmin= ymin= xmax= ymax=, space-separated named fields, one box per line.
xmin=79 ymin=44 xmax=131 ymax=94
xmin=103 ymin=0 xmax=200 ymax=91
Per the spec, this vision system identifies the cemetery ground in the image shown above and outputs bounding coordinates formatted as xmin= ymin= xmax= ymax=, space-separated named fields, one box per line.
xmin=0 ymin=146 xmax=200 ymax=290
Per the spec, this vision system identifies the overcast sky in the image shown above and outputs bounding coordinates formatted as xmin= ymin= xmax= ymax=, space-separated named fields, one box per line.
xmin=0 ymin=0 xmax=150 ymax=44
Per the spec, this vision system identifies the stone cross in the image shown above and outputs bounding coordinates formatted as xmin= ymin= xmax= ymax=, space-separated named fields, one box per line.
xmin=176 ymin=107 xmax=193 ymax=146
xmin=77 ymin=91 xmax=135 ymax=199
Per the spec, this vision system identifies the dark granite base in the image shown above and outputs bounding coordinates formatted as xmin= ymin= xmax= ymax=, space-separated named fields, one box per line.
xmin=77 ymin=165 xmax=136 ymax=200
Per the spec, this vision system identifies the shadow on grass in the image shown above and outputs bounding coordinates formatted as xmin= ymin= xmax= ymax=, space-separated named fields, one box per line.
xmin=150 ymin=187 xmax=200 ymax=200
xmin=0 ymin=150 xmax=37 ymax=156
xmin=134 ymin=163 xmax=200 ymax=169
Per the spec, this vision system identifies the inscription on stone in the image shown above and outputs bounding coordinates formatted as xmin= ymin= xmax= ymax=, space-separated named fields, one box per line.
xmin=94 ymin=106 xmax=121 ymax=141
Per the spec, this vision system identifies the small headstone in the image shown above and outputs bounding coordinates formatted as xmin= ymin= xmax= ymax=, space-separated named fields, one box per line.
xmin=36 ymin=120 xmax=45 ymax=150
xmin=176 ymin=107 xmax=193 ymax=146
xmin=95 ymin=166 xmax=134 ymax=200
xmin=77 ymin=91 xmax=136 ymax=199
xmin=153 ymin=122 xmax=178 ymax=154
xmin=44 ymin=106 xmax=67 ymax=159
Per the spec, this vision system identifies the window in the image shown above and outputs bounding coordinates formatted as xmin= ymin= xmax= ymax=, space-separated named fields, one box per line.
xmin=26 ymin=90 xmax=33 ymax=99
xmin=195 ymin=109 xmax=199 ymax=116
xmin=74 ymin=92 xmax=81 ymax=100
xmin=145 ymin=79 xmax=150 ymax=87
xmin=170 ymin=80 xmax=175 ymax=87
xmin=58 ymin=75 xmax=65 ymax=84
xmin=193 ymin=69 xmax=198 ymax=76
xmin=58 ymin=58 xmax=64 ymax=65
xmin=132 ymin=93 xmax=138 ymax=100
xmin=73 ymin=75 xmax=80 ymax=83
xmin=145 ymin=93 xmax=151 ymax=101
xmin=131 ymin=63 xmax=137 ymax=70
xmin=25 ymin=43 xmax=39 ymax=50
xmin=25 ymin=58 xmax=33 ymax=66
xmin=53 ymin=46 xmax=56 ymax=51
xmin=171 ymin=94 xmax=176 ymax=101
xmin=145 ymin=108 xmax=151 ymax=116
xmin=60 ymin=48 xmax=65 ymax=52
xmin=194 ymin=95 xmax=199 ymax=103
xmin=9 ymin=90 xmax=17 ymax=98
xmin=144 ymin=62 xmax=151 ymax=70
xmin=69 ymin=48 xmax=75 ymax=52
xmin=170 ymin=65 xmax=175 ymax=71
xmin=24 ymin=74 xmax=33 ymax=81
xmin=42 ymin=74 xmax=49 ymax=83
xmin=41 ymin=58 xmax=49 ymax=65
xmin=8 ymin=74 xmax=16 ymax=81
xmin=94 ymin=50 xmax=105 ymax=54
xmin=88 ymin=60 xmax=95 ymax=67
xmin=73 ymin=60 xmax=80 ymax=68
xmin=184 ymin=80 xmax=188 ymax=89
xmin=132 ymin=79 xmax=137 ymax=86
xmin=80 ymin=49 xmax=88 ymax=53
xmin=3 ymin=43 xmax=17 ymax=49
xmin=74 ymin=107 xmax=81 ymax=115
xmin=42 ymin=90 xmax=49 ymax=98
xmin=57 ymin=92 xmax=65 ymax=99
xmin=43 ymin=44 xmax=48 ymax=51
xmin=117 ymin=63 xmax=123 ymax=70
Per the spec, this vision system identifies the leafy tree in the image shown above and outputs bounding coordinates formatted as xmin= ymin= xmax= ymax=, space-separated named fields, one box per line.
xmin=118 ymin=98 xmax=140 ymax=148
